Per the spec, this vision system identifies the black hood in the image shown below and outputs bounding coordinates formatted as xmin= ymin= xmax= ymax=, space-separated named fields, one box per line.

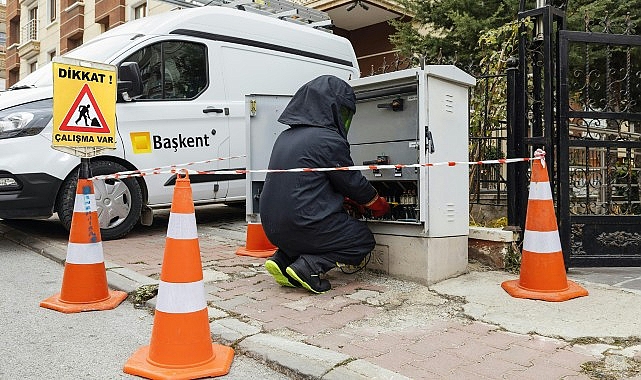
xmin=278 ymin=75 xmax=356 ymax=138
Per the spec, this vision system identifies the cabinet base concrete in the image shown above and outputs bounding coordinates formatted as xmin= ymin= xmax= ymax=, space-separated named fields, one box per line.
xmin=368 ymin=233 xmax=468 ymax=285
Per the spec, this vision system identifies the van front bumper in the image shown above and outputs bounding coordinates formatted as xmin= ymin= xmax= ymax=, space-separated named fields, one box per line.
xmin=0 ymin=172 xmax=62 ymax=219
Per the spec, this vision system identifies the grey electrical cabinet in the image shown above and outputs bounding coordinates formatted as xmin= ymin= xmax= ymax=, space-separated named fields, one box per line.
xmin=245 ymin=66 xmax=476 ymax=285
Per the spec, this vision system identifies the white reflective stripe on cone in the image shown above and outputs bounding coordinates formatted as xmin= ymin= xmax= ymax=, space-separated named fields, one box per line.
xmin=528 ymin=182 xmax=553 ymax=201
xmin=74 ymin=193 xmax=97 ymax=213
xmin=166 ymin=213 xmax=198 ymax=239
xmin=65 ymin=242 xmax=105 ymax=264
xmin=522 ymin=230 xmax=562 ymax=253
xmin=155 ymin=280 xmax=207 ymax=313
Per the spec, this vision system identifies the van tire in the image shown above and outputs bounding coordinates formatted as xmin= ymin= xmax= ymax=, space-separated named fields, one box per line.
xmin=56 ymin=161 xmax=143 ymax=241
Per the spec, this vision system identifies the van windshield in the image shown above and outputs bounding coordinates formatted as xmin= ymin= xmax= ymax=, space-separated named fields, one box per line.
xmin=10 ymin=33 xmax=144 ymax=90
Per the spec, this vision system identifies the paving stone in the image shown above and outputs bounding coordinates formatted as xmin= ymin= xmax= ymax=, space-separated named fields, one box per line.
xmin=324 ymin=359 xmax=412 ymax=380
xmin=336 ymin=341 xmax=388 ymax=359
xmin=513 ymin=335 xmax=567 ymax=353
xmin=517 ymin=357 xmax=583 ymax=379
xmin=570 ymin=343 xmax=616 ymax=360
xmin=202 ymin=268 xmax=230 ymax=282
xmin=486 ymin=342 xmax=542 ymax=367
xmin=419 ymin=350 xmax=477 ymax=377
xmin=367 ymin=349 xmax=425 ymax=372
xmin=545 ymin=347 xmax=600 ymax=369
xmin=211 ymin=317 xmax=261 ymax=345
xmin=207 ymin=305 xmax=229 ymax=319
xmin=459 ymin=355 xmax=528 ymax=379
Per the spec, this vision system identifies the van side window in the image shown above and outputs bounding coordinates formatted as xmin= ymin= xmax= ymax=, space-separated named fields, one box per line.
xmin=122 ymin=41 xmax=207 ymax=100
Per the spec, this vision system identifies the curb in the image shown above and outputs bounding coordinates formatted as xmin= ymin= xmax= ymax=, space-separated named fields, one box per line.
xmin=0 ymin=222 xmax=406 ymax=379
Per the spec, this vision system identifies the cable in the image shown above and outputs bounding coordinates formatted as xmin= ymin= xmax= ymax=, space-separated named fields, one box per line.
xmin=336 ymin=251 xmax=371 ymax=274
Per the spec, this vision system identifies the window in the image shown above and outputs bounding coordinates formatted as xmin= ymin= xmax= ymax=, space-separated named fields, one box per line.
xmin=49 ymin=50 xmax=56 ymax=61
xmin=134 ymin=3 xmax=147 ymax=19
xmin=9 ymin=20 xmax=19 ymax=45
xmin=67 ymin=37 xmax=82 ymax=51
xmin=48 ymin=0 xmax=57 ymax=23
xmin=29 ymin=61 xmax=37 ymax=73
xmin=121 ymin=41 xmax=207 ymax=100
xmin=24 ymin=7 xmax=38 ymax=41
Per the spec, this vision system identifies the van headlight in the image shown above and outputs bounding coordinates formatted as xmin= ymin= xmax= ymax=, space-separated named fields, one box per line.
xmin=0 ymin=98 xmax=53 ymax=140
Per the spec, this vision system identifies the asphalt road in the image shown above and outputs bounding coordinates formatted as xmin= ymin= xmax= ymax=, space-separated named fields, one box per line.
xmin=0 ymin=236 xmax=290 ymax=380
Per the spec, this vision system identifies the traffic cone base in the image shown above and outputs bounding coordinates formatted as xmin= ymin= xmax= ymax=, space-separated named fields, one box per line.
xmin=124 ymin=344 xmax=234 ymax=380
xmin=501 ymin=279 xmax=588 ymax=302
xmin=40 ymin=289 xmax=128 ymax=313
xmin=236 ymin=222 xmax=277 ymax=258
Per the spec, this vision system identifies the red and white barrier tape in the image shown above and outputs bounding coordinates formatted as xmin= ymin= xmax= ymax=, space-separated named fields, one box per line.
xmin=90 ymin=155 xmax=245 ymax=180
xmin=91 ymin=155 xmax=543 ymax=181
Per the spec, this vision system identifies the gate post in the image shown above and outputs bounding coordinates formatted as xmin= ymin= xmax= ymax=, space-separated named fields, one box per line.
xmin=510 ymin=0 xmax=567 ymax=239
xmin=506 ymin=57 xmax=526 ymax=230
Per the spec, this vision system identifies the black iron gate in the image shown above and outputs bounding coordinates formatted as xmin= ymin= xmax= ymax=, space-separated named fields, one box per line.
xmin=509 ymin=1 xmax=641 ymax=267
xmin=559 ymin=26 xmax=641 ymax=266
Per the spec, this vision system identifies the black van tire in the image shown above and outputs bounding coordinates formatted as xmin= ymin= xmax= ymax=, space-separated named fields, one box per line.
xmin=56 ymin=160 xmax=143 ymax=241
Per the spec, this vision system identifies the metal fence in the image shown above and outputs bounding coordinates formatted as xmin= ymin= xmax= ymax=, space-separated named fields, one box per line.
xmin=469 ymin=74 xmax=508 ymax=206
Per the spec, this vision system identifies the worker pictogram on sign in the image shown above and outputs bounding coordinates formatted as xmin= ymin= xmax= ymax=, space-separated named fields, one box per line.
xmin=59 ymin=84 xmax=110 ymax=133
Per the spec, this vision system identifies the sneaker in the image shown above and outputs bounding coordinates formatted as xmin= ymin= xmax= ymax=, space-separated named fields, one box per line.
xmin=286 ymin=260 xmax=331 ymax=294
xmin=265 ymin=251 xmax=300 ymax=288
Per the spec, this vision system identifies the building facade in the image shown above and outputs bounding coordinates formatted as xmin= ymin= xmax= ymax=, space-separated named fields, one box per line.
xmin=0 ymin=0 xmax=6 ymax=89
xmin=2 ymin=0 xmax=408 ymax=88
xmin=300 ymin=0 xmax=407 ymax=77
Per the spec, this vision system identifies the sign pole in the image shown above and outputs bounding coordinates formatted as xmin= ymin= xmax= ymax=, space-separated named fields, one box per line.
xmin=79 ymin=158 xmax=92 ymax=179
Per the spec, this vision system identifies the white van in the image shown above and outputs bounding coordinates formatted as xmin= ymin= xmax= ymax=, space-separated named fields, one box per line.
xmin=0 ymin=6 xmax=359 ymax=239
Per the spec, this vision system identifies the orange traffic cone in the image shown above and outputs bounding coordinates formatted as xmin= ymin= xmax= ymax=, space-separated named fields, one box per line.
xmin=40 ymin=178 xmax=127 ymax=313
xmin=124 ymin=173 xmax=234 ymax=379
xmin=235 ymin=222 xmax=277 ymax=258
xmin=502 ymin=150 xmax=588 ymax=302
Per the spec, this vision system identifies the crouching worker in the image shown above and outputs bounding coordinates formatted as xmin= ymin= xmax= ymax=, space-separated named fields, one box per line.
xmin=259 ymin=75 xmax=390 ymax=294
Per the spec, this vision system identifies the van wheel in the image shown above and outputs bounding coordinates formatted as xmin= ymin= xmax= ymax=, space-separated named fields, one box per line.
xmin=56 ymin=161 xmax=143 ymax=241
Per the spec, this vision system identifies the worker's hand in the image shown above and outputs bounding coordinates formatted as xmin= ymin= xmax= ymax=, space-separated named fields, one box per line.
xmin=366 ymin=195 xmax=390 ymax=218
xmin=344 ymin=197 xmax=366 ymax=216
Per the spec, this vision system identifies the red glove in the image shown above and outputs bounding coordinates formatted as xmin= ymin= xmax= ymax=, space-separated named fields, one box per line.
xmin=366 ymin=195 xmax=390 ymax=218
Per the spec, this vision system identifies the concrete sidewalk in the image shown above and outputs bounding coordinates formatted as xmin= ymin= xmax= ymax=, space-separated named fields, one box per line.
xmin=2 ymin=206 xmax=641 ymax=379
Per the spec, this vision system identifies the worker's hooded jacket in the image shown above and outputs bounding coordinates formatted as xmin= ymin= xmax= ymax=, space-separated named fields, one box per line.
xmin=259 ymin=75 xmax=377 ymax=263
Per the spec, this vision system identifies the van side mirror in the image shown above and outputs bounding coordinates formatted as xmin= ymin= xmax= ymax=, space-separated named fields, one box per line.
xmin=117 ymin=62 xmax=143 ymax=102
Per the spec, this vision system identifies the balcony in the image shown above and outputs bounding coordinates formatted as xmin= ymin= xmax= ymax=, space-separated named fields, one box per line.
xmin=5 ymin=0 xmax=19 ymax=22
xmin=60 ymin=1 xmax=84 ymax=40
xmin=0 ymin=4 xmax=6 ymax=25
xmin=18 ymin=18 xmax=39 ymax=60
xmin=95 ymin=0 xmax=125 ymax=28
xmin=5 ymin=44 xmax=19 ymax=72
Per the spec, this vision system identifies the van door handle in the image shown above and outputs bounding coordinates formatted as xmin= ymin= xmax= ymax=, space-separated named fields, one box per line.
xmin=203 ymin=107 xmax=224 ymax=114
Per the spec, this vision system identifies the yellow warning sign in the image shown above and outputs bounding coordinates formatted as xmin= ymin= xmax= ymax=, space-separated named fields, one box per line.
xmin=52 ymin=57 xmax=117 ymax=155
